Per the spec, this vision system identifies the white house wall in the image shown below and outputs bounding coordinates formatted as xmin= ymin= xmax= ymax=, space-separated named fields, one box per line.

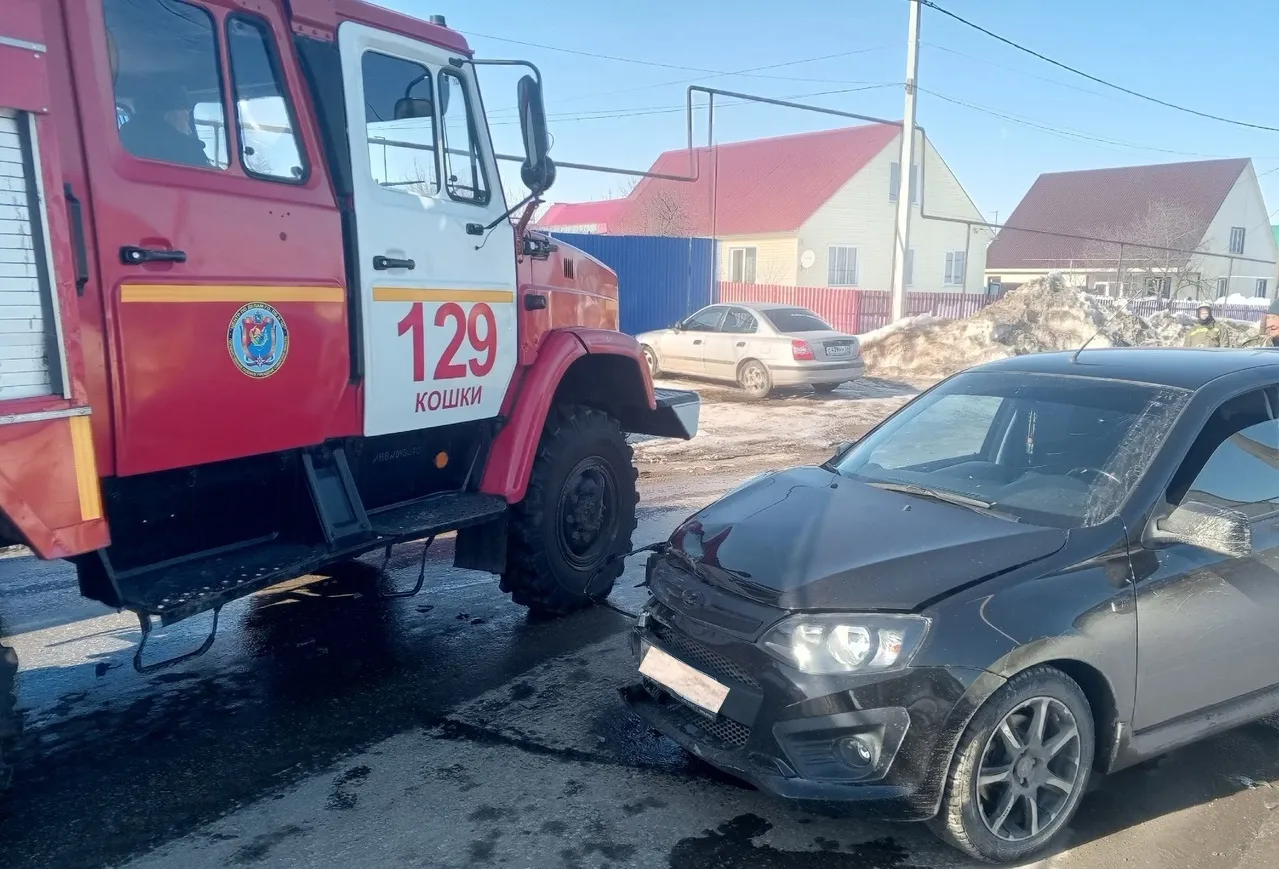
xmin=794 ymin=134 xmax=993 ymax=292
xmin=1198 ymin=163 xmax=1278 ymax=298
xmin=718 ymin=235 xmax=800 ymax=285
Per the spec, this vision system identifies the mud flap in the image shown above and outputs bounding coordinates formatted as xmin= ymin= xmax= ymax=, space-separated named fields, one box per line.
xmin=616 ymin=388 xmax=701 ymax=440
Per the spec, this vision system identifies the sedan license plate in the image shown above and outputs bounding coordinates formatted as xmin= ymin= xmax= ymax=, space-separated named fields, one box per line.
xmin=639 ymin=644 xmax=729 ymax=714
xmin=825 ymin=344 xmax=851 ymax=357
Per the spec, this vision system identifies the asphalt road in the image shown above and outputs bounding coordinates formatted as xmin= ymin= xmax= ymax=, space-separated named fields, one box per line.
xmin=2 ymin=469 xmax=1279 ymax=869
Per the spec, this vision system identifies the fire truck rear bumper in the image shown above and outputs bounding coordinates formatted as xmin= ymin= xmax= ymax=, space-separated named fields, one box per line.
xmin=620 ymin=388 xmax=700 ymax=440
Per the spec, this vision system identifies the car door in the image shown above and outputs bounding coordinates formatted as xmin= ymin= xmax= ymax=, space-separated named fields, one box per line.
xmin=1133 ymin=386 xmax=1279 ymax=731
xmin=701 ymin=306 xmax=757 ymax=381
xmin=660 ymin=306 xmax=725 ymax=376
xmin=339 ymin=23 xmax=517 ymax=437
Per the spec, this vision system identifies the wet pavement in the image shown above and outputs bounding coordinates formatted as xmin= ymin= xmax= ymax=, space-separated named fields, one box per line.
xmin=1 ymin=469 xmax=1279 ymax=868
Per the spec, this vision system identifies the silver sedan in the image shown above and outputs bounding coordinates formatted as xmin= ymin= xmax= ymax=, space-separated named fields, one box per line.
xmin=637 ymin=303 xmax=865 ymax=398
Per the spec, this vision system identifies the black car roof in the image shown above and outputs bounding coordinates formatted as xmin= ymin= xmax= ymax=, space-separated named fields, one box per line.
xmin=970 ymin=347 xmax=1279 ymax=391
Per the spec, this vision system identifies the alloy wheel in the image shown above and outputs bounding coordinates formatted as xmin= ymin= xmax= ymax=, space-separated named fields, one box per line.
xmin=977 ymin=696 xmax=1083 ymax=842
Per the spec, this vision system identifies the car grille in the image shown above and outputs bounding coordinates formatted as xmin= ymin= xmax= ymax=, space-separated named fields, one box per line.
xmin=643 ymin=679 xmax=752 ymax=749
xmin=650 ymin=619 xmax=761 ymax=690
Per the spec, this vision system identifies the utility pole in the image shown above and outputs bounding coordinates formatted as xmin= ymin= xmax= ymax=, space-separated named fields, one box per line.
xmin=890 ymin=0 xmax=922 ymax=322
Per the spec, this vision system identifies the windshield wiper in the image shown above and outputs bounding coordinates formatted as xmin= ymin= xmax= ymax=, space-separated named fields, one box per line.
xmin=865 ymin=481 xmax=998 ymax=511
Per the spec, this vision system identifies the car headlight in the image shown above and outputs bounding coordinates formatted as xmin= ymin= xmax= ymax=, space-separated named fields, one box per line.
xmin=759 ymin=614 xmax=930 ymax=675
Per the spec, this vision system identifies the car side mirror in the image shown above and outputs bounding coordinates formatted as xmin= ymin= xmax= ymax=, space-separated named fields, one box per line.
xmin=517 ymin=75 xmax=555 ymax=196
xmin=1147 ymin=501 xmax=1251 ymax=559
xmin=671 ymin=321 xmax=684 ymax=332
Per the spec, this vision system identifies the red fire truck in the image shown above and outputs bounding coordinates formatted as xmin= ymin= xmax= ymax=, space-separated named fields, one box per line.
xmin=0 ymin=0 xmax=698 ymax=779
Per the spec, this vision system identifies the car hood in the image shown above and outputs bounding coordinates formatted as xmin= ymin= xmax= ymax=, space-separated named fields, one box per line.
xmin=669 ymin=466 xmax=1068 ymax=611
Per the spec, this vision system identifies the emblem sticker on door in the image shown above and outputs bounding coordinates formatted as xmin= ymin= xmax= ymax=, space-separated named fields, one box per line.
xmin=227 ymin=303 xmax=289 ymax=378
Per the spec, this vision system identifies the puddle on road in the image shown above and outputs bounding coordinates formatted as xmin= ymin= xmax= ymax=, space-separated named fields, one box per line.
xmin=669 ymin=814 xmax=924 ymax=869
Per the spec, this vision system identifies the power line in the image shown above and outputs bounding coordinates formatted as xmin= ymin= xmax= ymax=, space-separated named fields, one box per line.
xmin=920 ymin=88 xmax=1267 ymax=161
xmin=921 ymin=41 xmax=1113 ymax=102
xmin=463 ymin=29 xmax=890 ymax=85
xmin=919 ymin=0 xmax=1279 ymax=134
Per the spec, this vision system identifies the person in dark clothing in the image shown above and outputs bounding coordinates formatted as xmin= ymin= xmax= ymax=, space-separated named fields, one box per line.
xmin=118 ymin=83 xmax=211 ymax=168
xmin=1184 ymin=304 xmax=1225 ymax=347
xmin=1240 ymin=297 xmax=1279 ymax=348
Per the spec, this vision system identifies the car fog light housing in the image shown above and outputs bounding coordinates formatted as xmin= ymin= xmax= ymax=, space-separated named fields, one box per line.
xmin=836 ymin=735 xmax=879 ymax=770
xmin=760 ymin=614 xmax=929 ymax=675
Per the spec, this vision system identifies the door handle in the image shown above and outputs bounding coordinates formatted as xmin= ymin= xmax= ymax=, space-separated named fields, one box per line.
xmin=373 ymin=256 xmax=415 ymax=271
xmin=736 ymin=341 xmax=746 ymax=347
xmin=692 ymin=339 xmax=703 ymax=345
xmin=524 ymin=293 xmax=547 ymax=311
xmin=64 ymin=184 xmax=90 ymax=295
xmin=120 ymin=245 xmax=186 ymax=265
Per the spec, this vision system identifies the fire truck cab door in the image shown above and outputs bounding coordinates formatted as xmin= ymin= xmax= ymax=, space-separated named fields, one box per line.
xmin=339 ymin=23 xmax=517 ymax=438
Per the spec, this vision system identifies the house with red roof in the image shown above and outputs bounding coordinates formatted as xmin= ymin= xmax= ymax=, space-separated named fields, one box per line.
xmin=536 ymin=124 xmax=993 ymax=292
xmin=986 ymin=158 xmax=1277 ymax=301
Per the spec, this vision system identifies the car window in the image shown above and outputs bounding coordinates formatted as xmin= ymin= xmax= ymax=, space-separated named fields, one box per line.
xmin=835 ymin=371 xmax=1192 ymax=529
xmin=721 ymin=308 xmax=757 ymax=334
xmin=682 ymin=308 xmax=725 ymax=332
xmin=763 ymin=308 xmax=832 ymax=333
xmin=862 ymin=394 xmax=1005 ymax=470
xmin=438 ymin=70 xmax=490 ymax=205
xmin=104 ymin=0 xmax=227 ymax=170
xmin=361 ymin=51 xmax=438 ymax=195
xmin=227 ymin=16 xmax=306 ymax=182
xmin=1173 ymin=389 xmax=1279 ymax=519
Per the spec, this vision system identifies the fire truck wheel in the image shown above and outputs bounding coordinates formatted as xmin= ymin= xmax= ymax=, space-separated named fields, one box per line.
xmin=502 ymin=405 xmax=638 ymax=616
xmin=0 ymin=640 xmax=17 ymax=791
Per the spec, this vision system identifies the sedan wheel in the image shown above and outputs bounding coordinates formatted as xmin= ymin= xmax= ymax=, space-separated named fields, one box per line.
xmin=931 ymin=666 xmax=1094 ymax=863
xmin=738 ymin=360 xmax=772 ymax=399
xmin=642 ymin=345 xmax=660 ymax=379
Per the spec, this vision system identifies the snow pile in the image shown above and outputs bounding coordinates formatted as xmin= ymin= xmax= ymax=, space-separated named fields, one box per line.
xmin=1215 ymin=294 xmax=1272 ymax=307
xmin=860 ymin=273 xmax=1256 ymax=379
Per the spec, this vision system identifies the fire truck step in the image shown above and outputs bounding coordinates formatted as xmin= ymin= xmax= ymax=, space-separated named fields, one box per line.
xmin=367 ymin=492 xmax=508 ymax=543
xmin=118 ymin=540 xmax=333 ymax=627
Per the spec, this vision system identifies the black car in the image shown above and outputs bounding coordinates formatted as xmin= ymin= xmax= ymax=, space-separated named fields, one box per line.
xmin=624 ymin=347 xmax=1279 ymax=864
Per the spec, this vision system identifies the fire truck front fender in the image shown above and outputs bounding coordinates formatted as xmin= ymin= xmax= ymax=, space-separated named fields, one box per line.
xmin=480 ymin=328 xmax=699 ymax=504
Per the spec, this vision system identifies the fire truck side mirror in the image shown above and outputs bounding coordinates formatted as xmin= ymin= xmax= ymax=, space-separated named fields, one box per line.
xmin=393 ymin=97 xmax=435 ymax=121
xmin=517 ymin=75 xmax=554 ymax=195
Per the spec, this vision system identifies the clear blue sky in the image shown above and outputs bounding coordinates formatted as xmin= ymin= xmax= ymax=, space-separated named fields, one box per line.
xmin=386 ymin=0 xmax=1279 ymax=224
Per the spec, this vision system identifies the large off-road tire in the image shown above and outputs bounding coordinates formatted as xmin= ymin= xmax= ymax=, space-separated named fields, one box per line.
xmin=0 ymin=640 xmax=18 ymax=792
xmin=929 ymin=666 xmax=1094 ymax=864
xmin=738 ymin=359 xmax=772 ymax=399
xmin=501 ymin=405 xmax=638 ymax=616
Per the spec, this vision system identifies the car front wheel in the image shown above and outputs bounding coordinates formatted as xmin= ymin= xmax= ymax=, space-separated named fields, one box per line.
xmin=930 ymin=666 xmax=1095 ymax=864
xmin=642 ymin=345 xmax=660 ymax=379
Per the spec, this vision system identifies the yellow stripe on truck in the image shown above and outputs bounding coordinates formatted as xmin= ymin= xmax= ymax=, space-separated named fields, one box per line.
xmin=120 ymin=285 xmax=346 ymax=304
xmin=68 ymin=415 xmax=102 ymax=521
xmin=372 ymin=287 xmax=516 ymax=303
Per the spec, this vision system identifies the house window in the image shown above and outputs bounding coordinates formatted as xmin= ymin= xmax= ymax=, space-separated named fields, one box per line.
xmin=1216 ymin=277 xmax=1229 ymax=297
xmin=944 ymin=251 xmax=966 ymax=286
xmin=1230 ymin=226 xmax=1246 ymax=255
xmin=1257 ymin=278 xmax=1269 ymax=298
xmin=729 ymin=247 xmax=756 ymax=283
xmin=888 ymin=162 xmax=918 ymax=203
xmin=827 ymin=246 xmax=858 ymax=286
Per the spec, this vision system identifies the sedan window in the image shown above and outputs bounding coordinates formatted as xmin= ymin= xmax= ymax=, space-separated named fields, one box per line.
xmin=1171 ymin=389 xmax=1279 ymax=518
xmin=834 ymin=371 xmax=1190 ymax=528
xmin=721 ymin=309 xmax=757 ymax=334
xmin=763 ymin=308 xmax=832 ymax=333
xmin=681 ymin=308 xmax=725 ymax=332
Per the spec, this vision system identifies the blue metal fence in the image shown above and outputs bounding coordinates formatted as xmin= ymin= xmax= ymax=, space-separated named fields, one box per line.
xmin=551 ymin=233 xmax=718 ymax=335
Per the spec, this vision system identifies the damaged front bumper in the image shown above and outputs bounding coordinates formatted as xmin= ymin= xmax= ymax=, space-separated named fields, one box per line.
xmin=622 ymin=603 xmax=989 ymax=822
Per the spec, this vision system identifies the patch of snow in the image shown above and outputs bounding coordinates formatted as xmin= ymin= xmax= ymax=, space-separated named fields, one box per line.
xmin=1215 ymin=294 xmax=1272 ymax=306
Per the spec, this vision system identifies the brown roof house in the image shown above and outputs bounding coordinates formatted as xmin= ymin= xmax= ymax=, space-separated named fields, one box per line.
xmin=986 ymin=158 xmax=1278 ymax=301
